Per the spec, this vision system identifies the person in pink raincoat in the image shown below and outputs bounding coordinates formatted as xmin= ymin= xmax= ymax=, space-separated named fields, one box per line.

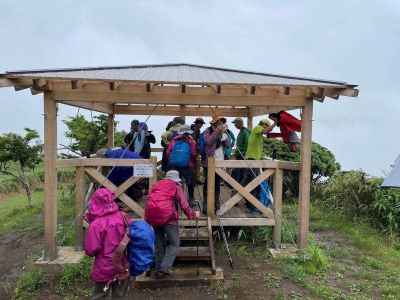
xmin=84 ymin=187 xmax=129 ymax=299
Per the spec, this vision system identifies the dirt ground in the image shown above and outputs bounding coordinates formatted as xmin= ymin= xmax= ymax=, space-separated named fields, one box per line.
xmin=0 ymin=231 xmax=43 ymax=299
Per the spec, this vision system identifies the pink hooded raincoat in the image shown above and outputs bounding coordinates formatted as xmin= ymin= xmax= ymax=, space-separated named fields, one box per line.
xmin=84 ymin=188 xmax=128 ymax=283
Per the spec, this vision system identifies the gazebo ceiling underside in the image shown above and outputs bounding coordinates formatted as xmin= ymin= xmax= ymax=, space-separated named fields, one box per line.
xmin=0 ymin=63 xmax=358 ymax=117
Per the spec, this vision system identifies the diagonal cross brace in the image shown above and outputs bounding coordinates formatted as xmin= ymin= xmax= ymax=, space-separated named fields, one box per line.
xmin=216 ymin=168 xmax=275 ymax=218
xmin=85 ymin=167 xmax=144 ymax=217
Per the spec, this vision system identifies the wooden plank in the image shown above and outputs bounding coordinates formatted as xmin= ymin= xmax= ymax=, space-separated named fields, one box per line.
xmin=107 ymin=114 xmax=114 ymax=148
xmin=84 ymin=167 xmax=144 ymax=217
xmin=114 ymin=105 xmax=248 ymax=117
xmin=217 ymin=169 xmax=275 ymax=216
xmin=298 ymin=100 xmax=313 ymax=249
xmin=57 ymin=158 xmax=153 ymax=168
xmin=75 ymin=167 xmax=85 ymax=251
xmin=247 ymin=111 xmax=253 ymax=129
xmin=114 ymin=176 xmax=141 ymax=197
xmin=272 ymin=169 xmax=283 ymax=249
xmin=0 ymin=78 xmax=14 ymax=87
xmin=180 ymin=228 xmax=209 ymax=240
xmin=134 ymin=268 xmax=224 ymax=288
xmin=43 ymin=92 xmax=58 ymax=260
xmin=214 ymin=159 xmax=300 ymax=170
xmin=207 ymin=157 xmax=216 ymax=217
xmin=59 ymin=100 xmax=113 ymax=114
xmin=53 ymin=90 xmax=308 ymax=107
xmin=177 ymin=246 xmax=211 ymax=261
xmin=208 ymin=217 xmax=217 ymax=274
xmin=215 ymin=168 xmax=275 ymax=219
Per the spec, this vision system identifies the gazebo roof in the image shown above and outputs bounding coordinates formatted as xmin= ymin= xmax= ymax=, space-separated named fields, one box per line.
xmin=1 ymin=63 xmax=356 ymax=88
xmin=0 ymin=63 xmax=359 ymax=117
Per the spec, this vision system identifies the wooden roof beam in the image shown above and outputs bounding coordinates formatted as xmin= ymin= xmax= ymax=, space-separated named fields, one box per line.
xmin=58 ymin=101 xmax=114 ymax=114
xmin=114 ymin=104 xmax=248 ymax=117
xmin=53 ymin=89 xmax=307 ymax=107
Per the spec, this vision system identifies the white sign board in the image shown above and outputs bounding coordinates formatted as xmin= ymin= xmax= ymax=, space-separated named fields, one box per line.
xmin=133 ymin=164 xmax=154 ymax=177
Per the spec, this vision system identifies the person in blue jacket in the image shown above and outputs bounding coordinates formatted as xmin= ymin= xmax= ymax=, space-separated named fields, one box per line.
xmin=96 ymin=147 xmax=144 ymax=201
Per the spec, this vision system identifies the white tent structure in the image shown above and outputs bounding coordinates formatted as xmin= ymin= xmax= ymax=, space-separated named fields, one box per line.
xmin=382 ymin=155 xmax=400 ymax=188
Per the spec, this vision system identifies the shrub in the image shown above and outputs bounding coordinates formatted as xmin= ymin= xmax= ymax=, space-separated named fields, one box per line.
xmin=263 ymin=139 xmax=340 ymax=198
xmin=316 ymin=170 xmax=400 ymax=234
xmin=56 ymin=256 xmax=92 ymax=294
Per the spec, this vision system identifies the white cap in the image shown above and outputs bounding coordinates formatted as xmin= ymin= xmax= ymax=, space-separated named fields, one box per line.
xmin=165 ymin=170 xmax=181 ymax=183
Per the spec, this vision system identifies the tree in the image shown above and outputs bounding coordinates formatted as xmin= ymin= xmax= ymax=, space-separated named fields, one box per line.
xmin=0 ymin=128 xmax=42 ymax=206
xmin=63 ymin=114 xmax=126 ymax=157
xmin=263 ymin=138 xmax=340 ymax=197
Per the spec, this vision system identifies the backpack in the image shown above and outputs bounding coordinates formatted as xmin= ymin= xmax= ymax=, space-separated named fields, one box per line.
xmin=168 ymin=139 xmax=191 ymax=168
xmin=127 ymin=220 xmax=155 ymax=277
xmin=198 ymin=132 xmax=206 ymax=160
xmin=113 ymin=219 xmax=155 ymax=278
xmin=224 ymin=129 xmax=236 ymax=158
xmin=144 ymin=180 xmax=178 ymax=226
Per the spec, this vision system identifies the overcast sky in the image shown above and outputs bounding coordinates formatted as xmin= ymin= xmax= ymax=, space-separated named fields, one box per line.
xmin=1 ymin=1 xmax=399 ymax=176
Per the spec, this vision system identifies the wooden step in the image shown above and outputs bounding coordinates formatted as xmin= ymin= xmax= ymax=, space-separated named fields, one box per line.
xmin=134 ymin=267 xmax=224 ymax=288
xmin=176 ymin=246 xmax=211 ymax=261
xmin=180 ymin=227 xmax=209 ymax=240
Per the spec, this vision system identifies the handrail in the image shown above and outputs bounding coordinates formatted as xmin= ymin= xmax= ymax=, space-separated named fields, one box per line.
xmin=214 ymin=159 xmax=300 ymax=170
xmin=57 ymin=158 xmax=154 ymax=168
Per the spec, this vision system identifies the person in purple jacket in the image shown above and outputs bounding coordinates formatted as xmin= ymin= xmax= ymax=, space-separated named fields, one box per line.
xmin=201 ymin=116 xmax=230 ymax=215
xmin=84 ymin=188 xmax=129 ymax=298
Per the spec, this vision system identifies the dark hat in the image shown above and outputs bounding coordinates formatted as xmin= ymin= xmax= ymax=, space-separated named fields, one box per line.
xmin=131 ymin=119 xmax=139 ymax=126
xmin=194 ymin=117 xmax=205 ymax=124
xmin=232 ymin=117 xmax=244 ymax=124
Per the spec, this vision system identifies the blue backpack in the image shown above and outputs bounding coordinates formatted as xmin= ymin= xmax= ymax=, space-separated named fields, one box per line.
xmin=198 ymin=132 xmax=206 ymax=160
xmin=127 ymin=220 xmax=155 ymax=277
xmin=168 ymin=139 xmax=191 ymax=168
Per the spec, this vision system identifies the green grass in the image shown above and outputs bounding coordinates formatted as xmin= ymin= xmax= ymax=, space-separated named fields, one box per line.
xmin=14 ymin=269 xmax=46 ymax=300
xmin=0 ymin=191 xmax=44 ymax=234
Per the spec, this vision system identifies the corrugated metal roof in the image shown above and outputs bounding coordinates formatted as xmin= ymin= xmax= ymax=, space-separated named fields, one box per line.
xmin=2 ymin=63 xmax=356 ymax=87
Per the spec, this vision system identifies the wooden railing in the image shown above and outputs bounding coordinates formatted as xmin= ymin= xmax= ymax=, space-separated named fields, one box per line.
xmin=57 ymin=157 xmax=157 ymax=249
xmin=207 ymin=157 xmax=300 ymax=248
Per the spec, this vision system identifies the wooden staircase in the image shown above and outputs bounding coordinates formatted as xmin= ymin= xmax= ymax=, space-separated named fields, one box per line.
xmin=134 ymin=217 xmax=223 ymax=288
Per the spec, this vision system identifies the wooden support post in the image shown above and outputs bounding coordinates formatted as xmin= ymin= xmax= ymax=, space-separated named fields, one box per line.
xmin=107 ymin=114 xmax=114 ymax=148
xmin=75 ymin=167 xmax=85 ymax=250
xmin=149 ymin=156 xmax=158 ymax=189
xmin=43 ymin=92 xmax=58 ymax=260
xmin=247 ymin=112 xmax=253 ymax=129
xmin=207 ymin=157 xmax=216 ymax=217
xmin=273 ymin=168 xmax=283 ymax=249
xmin=298 ymin=100 xmax=313 ymax=249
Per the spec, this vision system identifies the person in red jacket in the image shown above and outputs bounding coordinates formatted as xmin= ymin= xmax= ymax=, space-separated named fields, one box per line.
xmin=268 ymin=111 xmax=302 ymax=152
xmin=145 ymin=170 xmax=200 ymax=279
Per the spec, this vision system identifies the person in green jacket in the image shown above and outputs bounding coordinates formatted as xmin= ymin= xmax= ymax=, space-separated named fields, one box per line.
xmin=242 ymin=119 xmax=275 ymax=214
xmin=231 ymin=118 xmax=251 ymax=184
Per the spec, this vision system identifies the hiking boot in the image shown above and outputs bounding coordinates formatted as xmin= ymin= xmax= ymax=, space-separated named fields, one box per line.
xmin=154 ymin=271 xmax=171 ymax=279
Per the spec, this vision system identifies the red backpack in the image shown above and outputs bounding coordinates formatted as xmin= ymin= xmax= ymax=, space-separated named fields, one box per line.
xmin=144 ymin=179 xmax=178 ymax=226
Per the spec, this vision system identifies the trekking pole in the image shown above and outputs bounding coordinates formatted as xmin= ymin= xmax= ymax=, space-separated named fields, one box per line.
xmin=216 ymin=214 xmax=234 ymax=269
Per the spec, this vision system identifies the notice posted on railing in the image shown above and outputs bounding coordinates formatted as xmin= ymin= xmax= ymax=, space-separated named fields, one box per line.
xmin=133 ymin=164 xmax=154 ymax=177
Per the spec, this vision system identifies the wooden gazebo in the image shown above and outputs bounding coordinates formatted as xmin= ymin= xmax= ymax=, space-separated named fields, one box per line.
xmin=0 ymin=63 xmax=359 ymax=261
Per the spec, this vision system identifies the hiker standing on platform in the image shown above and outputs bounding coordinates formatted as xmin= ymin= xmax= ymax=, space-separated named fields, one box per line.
xmin=242 ymin=119 xmax=275 ymax=214
xmin=166 ymin=125 xmax=197 ymax=207
xmin=201 ymin=116 xmax=231 ymax=215
xmin=190 ymin=117 xmax=205 ymax=184
xmin=84 ymin=188 xmax=130 ymax=298
xmin=145 ymin=170 xmax=200 ymax=279
xmin=268 ymin=111 xmax=301 ymax=152
xmin=124 ymin=119 xmax=145 ymax=154
xmin=231 ymin=117 xmax=251 ymax=184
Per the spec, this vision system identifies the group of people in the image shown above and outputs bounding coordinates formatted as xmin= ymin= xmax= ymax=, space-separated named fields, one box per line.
xmin=84 ymin=111 xmax=301 ymax=298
